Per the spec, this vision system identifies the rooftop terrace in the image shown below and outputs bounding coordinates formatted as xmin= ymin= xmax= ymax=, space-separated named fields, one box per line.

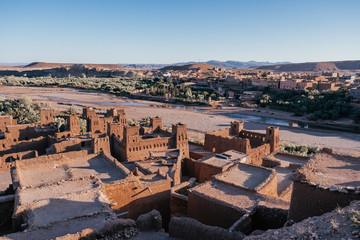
xmin=298 ymin=151 xmax=360 ymax=188
xmin=214 ymin=163 xmax=274 ymax=191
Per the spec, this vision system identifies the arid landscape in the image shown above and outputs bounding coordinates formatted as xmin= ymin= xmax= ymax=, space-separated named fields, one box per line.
xmin=1 ymin=85 xmax=359 ymax=154
xmin=1 ymin=0 xmax=360 ymax=239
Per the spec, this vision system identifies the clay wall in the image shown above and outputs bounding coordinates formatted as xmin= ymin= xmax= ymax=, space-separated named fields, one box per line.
xmin=83 ymin=107 xmax=96 ymax=119
xmin=170 ymin=178 xmax=196 ymax=217
xmin=92 ymin=135 xmax=111 ymax=154
xmin=239 ymin=130 xmax=266 ymax=147
xmin=87 ymin=115 xmax=100 ymax=133
xmin=112 ymin=136 xmax=123 ymax=160
xmin=247 ymin=143 xmax=271 ymax=166
xmin=198 ymin=163 xmax=231 ymax=183
xmin=116 ymin=123 xmax=189 ymax=162
xmin=169 ymin=217 xmax=245 ymax=240
xmin=46 ymin=138 xmax=83 ymax=154
xmin=0 ymin=116 xmax=17 ymax=132
xmin=182 ymin=158 xmax=199 ymax=178
xmin=265 ymin=126 xmax=280 ymax=152
xmin=204 ymin=124 xmax=279 ymax=165
xmin=0 ymin=150 xmax=37 ymax=166
xmin=15 ymin=149 xmax=90 ymax=168
xmin=89 ymin=116 xmax=113 ymax=134
xmin=255 ymin=170 xmax=278 ymax=197
xmin=230 ymin=206 xmax=287 ymax=234
xmin=230 ymin=121 xmax=244 ymax=135
xmin=5 ymin=124 xmax=36 ymax=141
xmin=288 ymin=181 xmax=360 ymax=222
xmin=124 ymin=137 xmax=171 ymax=162
xmin=151 ymin=117 xmax=163 ymax=132
xmin=104 ymin=178 xmax=171 ymax=225
xmin=204 ymin=134 xmax=249 ymax=154
xmin=66 ymin=115 xmax=80 ymax=134
xmin=0 ymin=139 xmax=14 ymax=152
xmin=171 ymin=192 xmax=188 ymax=217
xmin=54 ymin=131 xmax=73 ymax=139
xmin=0 ymin=136 xmax=48 ymax=156
xmin=118 ymin=110 xmax=127 ymax=125
xmin=187 ymin=190 xmax=246 ymax=228
xmin=40 ymin=108 xmax=53 ymax=125
xmin=172 ymin=124 xmax=189 ymax=159
xmin=0 ymin=195 xmax=15 ymax=233
xmin=108 ymin=122 xmax=124 ymax=139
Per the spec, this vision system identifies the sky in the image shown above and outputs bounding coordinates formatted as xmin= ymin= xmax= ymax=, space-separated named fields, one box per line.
xmin=0 ymin=0 xmax=360 ymax=64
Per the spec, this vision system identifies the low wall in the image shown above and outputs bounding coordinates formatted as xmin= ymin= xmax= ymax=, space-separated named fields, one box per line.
xmin=288 ymin=181 xmax=360 ymax=222
xmin=187 ymin=190 xmax=246 ymax=229
xmin=104 ymin=178 xmax=172 ymax=228
xmin=169 ymin=217 xmax=245 ymax=240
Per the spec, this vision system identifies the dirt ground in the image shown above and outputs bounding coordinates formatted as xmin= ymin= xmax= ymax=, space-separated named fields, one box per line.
xmin=1 ymin=86 xmax=359 ymax=154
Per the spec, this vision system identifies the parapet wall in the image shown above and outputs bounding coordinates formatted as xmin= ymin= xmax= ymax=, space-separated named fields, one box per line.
xmin=288 ymin=180 xmax=360 ymax=222
xmin=187 ymin=187 xmax=246 ymax=228
xmin=104 ymin=177 xmax=172 ymax=225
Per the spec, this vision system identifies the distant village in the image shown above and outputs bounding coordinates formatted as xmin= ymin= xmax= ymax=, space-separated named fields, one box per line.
xmin=147 ymin=65 xmax=360 ymax=101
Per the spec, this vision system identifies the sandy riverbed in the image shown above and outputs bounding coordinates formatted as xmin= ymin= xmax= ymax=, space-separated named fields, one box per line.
xmin=0 ymin=85 xmax=359 ymax=154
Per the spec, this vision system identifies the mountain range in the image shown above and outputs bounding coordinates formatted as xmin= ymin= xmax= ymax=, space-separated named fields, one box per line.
xmin=119 ymin=60 xmax=291 ymax=69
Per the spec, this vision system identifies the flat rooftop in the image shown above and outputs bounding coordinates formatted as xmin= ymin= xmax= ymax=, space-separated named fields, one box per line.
xmin=10 ymin=178 xmax=114 ymax=240
xmin=275 ymin=166 xmax=295 ymax=194
xmin=190 ymin=180 xmax=288 ymax=212
xmin=0 ymin=170 xmax=12 ymax=193
xmin=266 ymin=152 xmax=309 ymax=167
xmin=298 ymin=151 xmax=360 ymax=188
xmin=189 ymin=143 xmax=216 ymax=158
xmin=136 ymin=158 xmax=177 ymax=176
xmin=18 ymin=180 xmax=111 ymax=229
xmin=214 ymin=163 xmax=273 ymax=190
xmin=199 ymin=150 xmax=247 ymax=168
xmin=190 ymin=181 xmax=258 ymax=212
xmin=17 ymin=153 xmax=128 ymax=188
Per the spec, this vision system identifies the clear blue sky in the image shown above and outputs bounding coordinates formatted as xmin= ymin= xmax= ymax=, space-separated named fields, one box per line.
xmin=1 ymin=0 xmax=359 ymax=64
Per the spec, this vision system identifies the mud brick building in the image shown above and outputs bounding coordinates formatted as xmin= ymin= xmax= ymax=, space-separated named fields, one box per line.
xmin=204 ymin=121 xmax=279 ymax=165
xmin=288 ymin=149 xmax=360 ymax=222
xmin=187 ymin=161 xmax=287 ymax=229
xmin=114 ymin=118 xmax=189 ymax=162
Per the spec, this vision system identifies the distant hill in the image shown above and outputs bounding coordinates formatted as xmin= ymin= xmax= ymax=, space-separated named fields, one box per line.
xmin=24 ymin=62 xmax=125 ymax=70
xmin=119 ymin=60 xmax=290 ymax=69
xmin=160 ymin=63 xmax=219 ymax=71
xmin=254 ymin=60 xmax=360 ymax=72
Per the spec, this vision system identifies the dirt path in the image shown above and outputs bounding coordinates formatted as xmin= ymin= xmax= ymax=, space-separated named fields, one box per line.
xmin=1 ymin=85 xmax=359 ymax=154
